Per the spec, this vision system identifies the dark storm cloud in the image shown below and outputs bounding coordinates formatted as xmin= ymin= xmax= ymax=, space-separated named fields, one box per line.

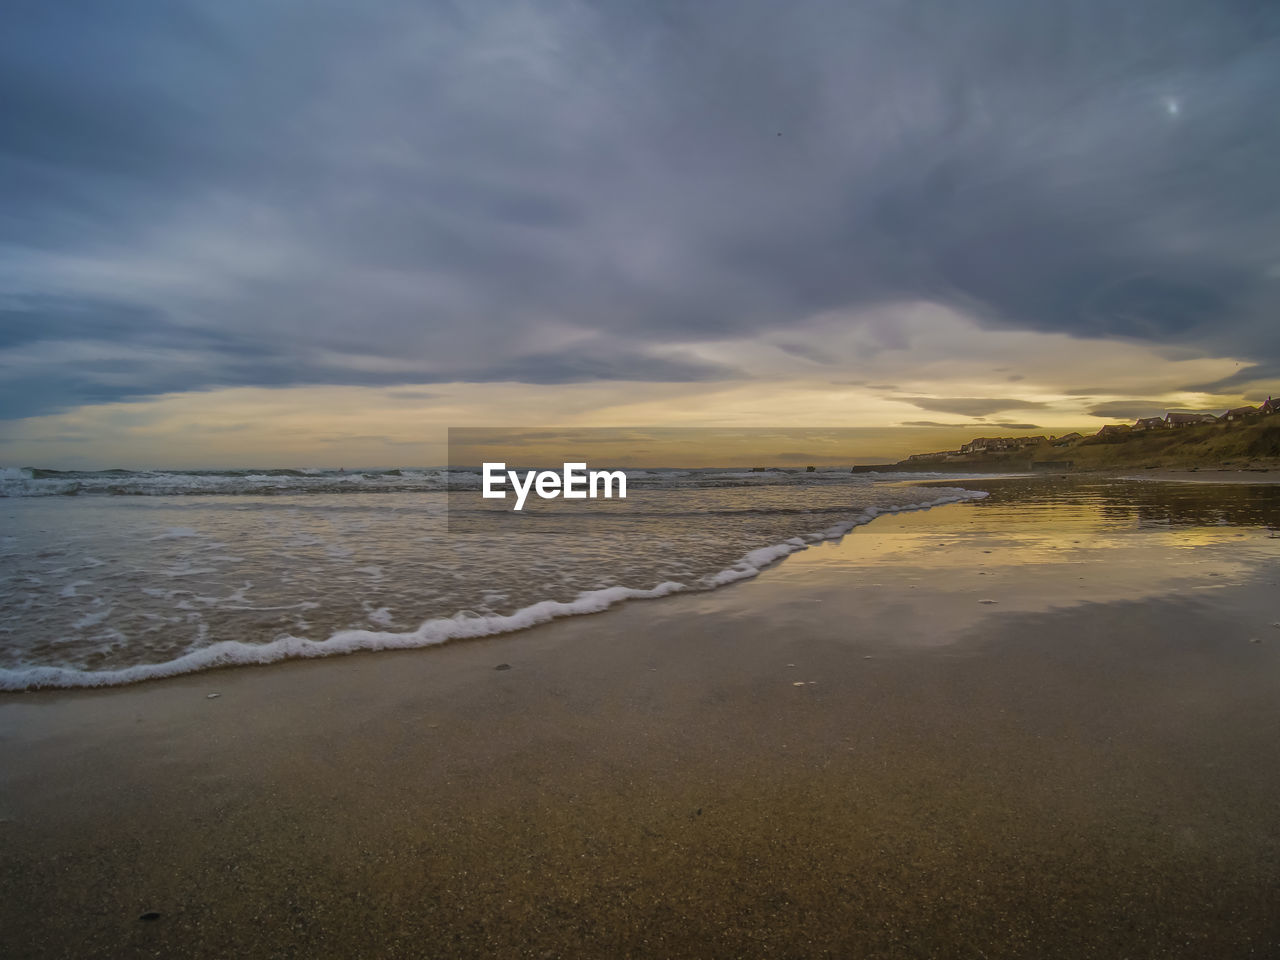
xmin=1086 ymin=401 xmax=1174 ymax=420
xmin=774 ymin=341 xmax=837 ymax=364
xmin=3 ymin=0 xmax=1280 ymax=418
xmin=896 ymin=397 xmax=1048 ymax=416
xmin=1184 ymin=361 xmax=1280 ymax=393
xmin=901 ymin=420 xmax=1042 ymax=430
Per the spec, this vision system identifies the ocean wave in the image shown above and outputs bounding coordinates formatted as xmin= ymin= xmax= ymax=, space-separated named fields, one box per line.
xmin=0 ymin=489 xmax=986 ymax=690
xmin=0 ymin=465 xmax=987 ymax=498
xmin=0 ymin=467 xmax=459 ymax=497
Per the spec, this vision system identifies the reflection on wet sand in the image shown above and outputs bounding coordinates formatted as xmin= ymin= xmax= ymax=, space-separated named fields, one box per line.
xmin=960 ymin=474 xmax=1280 ymax=528
xmin=759 ymin=476 xmax=1280 ymax=645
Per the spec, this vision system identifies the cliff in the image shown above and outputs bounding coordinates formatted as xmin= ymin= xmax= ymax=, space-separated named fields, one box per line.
xmin=871 ymin=418 xmax=1280 ymax=473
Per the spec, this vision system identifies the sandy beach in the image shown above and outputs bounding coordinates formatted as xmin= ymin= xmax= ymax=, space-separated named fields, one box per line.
xmin=3 ymin=478 xmax=1280 ymax=959
xmin=8 ymin=2 xmax=1280 ymax=956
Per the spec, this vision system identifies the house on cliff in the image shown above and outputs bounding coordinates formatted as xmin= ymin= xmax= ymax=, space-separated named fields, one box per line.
xmin=904 ymin=450 xmax=959 ymax=462
xmin=1165 ymin=412 xmax=1218 ymax=427
xmin=959 ymin=435 xmax=1045 ymax=454
xmin=960 ymin=438 xmax=1002 ymax=454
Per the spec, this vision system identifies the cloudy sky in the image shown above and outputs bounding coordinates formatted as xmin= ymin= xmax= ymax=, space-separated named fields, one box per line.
xmin=3 ymin=0 xmax=1279 ymax=466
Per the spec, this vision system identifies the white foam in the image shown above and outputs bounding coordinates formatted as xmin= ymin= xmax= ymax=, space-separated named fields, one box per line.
xmin=0 ymin=487 xmax=987 ymax=691
xmin=700 ymin=538 xmax=809 ymax=587
xmin=151 ymin=527 xmax=200 ymax=540
xmin=162 ymin=565 xmax=219 ymax=578
xmin=72 ymin=607 xmax=111 ymax=630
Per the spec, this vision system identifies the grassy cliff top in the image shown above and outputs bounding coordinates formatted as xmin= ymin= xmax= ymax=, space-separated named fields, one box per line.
xmin=889 ymin=418 xmax=1280 ymax=472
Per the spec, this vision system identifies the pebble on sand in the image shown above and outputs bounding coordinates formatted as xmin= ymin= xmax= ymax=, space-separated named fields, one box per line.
xmin=206 ymin=693 xmax=220 ymax=699
xmin=138 ymin=912 xmax=161 ymax=922
xmin=494 ymin=663 xmax=512 ymax=671
xmin=978 ymin=599 xmax=998 ymax=604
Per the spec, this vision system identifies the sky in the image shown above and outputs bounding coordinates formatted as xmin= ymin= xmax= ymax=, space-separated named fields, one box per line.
xmin=3 ymin=0 xmax=1279 ymax=467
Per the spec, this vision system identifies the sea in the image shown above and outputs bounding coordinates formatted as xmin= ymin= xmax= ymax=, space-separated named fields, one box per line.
xmin=0 ymin=466 xmax=988 ymax=690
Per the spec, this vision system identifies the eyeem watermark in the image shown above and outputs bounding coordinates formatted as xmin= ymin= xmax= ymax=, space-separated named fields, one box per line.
xmin=482 ymin=462 xmax=627 ymax=511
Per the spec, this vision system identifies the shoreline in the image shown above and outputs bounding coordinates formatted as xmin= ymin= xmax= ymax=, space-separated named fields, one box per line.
xmin=0 ymin=487 xmax=988 ymax=694
xmin=1111 ymin=467 xmax=1280 ymax=483
xmin=3 ymin=480 xmax=1280 ymax=958
xmin=909 ymin=468 xmax=1280 ymax=487
xmin=877 ymin=466 xmax=1280 ymax=483
xmin=14 ymin=469 xmax=1274 ymax=696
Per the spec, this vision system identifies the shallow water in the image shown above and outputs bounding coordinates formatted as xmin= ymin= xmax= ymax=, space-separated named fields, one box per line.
xmin=0 ymin=469 xmax=984 ymax=687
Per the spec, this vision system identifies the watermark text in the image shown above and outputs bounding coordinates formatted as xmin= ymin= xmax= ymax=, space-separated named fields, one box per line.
xmin=481 ymin=462 xmax=626 ymax=511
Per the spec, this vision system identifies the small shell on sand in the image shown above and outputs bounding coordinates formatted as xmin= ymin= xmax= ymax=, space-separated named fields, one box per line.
xmin=206 ymin=693 xmax=220 ymax=699
xmin=978 ymin=599 xmax=998 ymax=604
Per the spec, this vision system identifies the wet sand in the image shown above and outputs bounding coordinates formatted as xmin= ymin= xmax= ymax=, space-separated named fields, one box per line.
xmin=2 ymin=480 xmax=1280 ymax=959
xmin=1113 ymin=468 xmax=1280 ymax=484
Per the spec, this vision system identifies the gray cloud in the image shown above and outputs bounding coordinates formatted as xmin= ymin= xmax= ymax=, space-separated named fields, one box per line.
xmin=3 ymin=0 xmax=1280 ymax=419
xmin=1184 ymin=362 xmax=1280 ymax=394
xmin=901 ymin=420 xmax=1041 ymax=430
xmin=1087 ymin=401 xmax=1174 ymax=420
xmin=773 ymin=341 xmax=835 ymax=364
xmin=897 ymin=397 xmax=1049 ymax=416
